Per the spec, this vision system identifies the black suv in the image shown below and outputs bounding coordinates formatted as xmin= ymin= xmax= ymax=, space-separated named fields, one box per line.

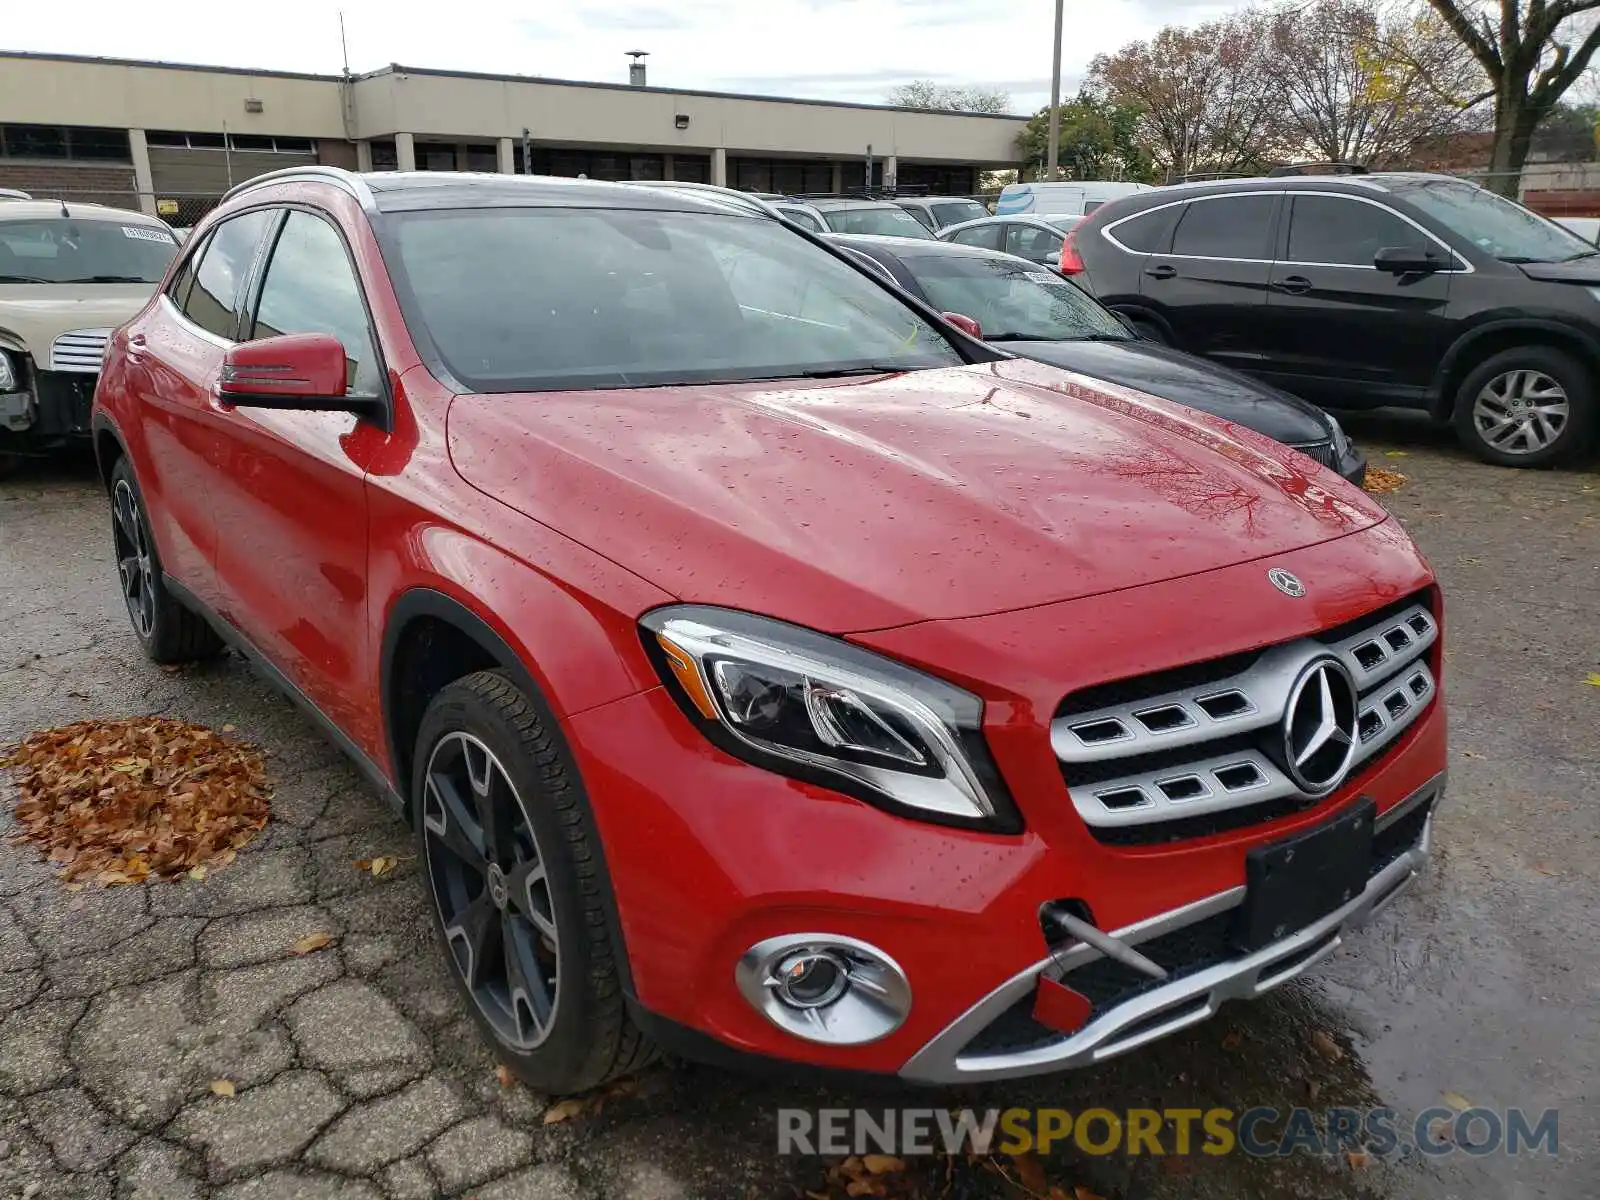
xmin=1066 ymin=172 xmax=1600 ymax=466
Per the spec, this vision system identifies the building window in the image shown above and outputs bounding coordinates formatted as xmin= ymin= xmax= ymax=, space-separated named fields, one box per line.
xmin=0 ymin=124 xmax=131 ymax=162
xmin=145 ymin=131 xmax=316 ymax=154
xmin=671 ymin=156 xmax=710 ymax=184
xmin=527 ymin=148 xmax=665 ymax=181
xmin=370 ymin=140 xmax=399 ymax=170
xmin=730 ymin=159 xmax=833 ymax=196
xmin=895 ymin=163 xmax=977 ymax=195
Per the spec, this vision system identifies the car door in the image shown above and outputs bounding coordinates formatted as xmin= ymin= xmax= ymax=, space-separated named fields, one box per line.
xmin=124 ymin=210 xmax=276 ymax=609
xmin=1259 ymin=192 xmax=1454 ymax=406
xmin=209 ymin=207 xmax=386 ymax=750
xmin=1005 ymin=223 xmax=1063 ymax=266
xmin=1139 ymin=192 xmax=1282 ymax=372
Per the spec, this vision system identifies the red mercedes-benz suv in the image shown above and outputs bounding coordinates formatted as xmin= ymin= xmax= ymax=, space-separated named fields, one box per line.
xmin=92 ymin=168 xmax=1445 ymax=1092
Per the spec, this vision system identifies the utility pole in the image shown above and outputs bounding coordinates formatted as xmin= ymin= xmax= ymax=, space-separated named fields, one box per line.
xmin=521 ymin=127 xmax=532 ymax=175
xmin=1045 ymin=0 xmax=1063 ymax=181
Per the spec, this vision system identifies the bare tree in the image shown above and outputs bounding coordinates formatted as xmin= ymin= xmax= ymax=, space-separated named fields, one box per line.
xmin=1089 ymin=12 xmax=1281 ymax=180
xmin=885 ymin=80 xmax=1012 ymax=114
xmin=1422 ymin=0 xmax=1600 ymax=192
xmin=1267 ymin=0 xmax=1484 ymax=165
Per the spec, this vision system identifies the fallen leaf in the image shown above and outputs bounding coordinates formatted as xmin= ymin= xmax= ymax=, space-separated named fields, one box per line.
xmin=1310 ymin=1030 xmax=1344 ymax=1062
xmin=1345 ymin=1149 xmax=1373 ymax=1170
xmin=1384 ymin=449 xmax=1410 ymax=458
xmin=1584 ymin=673 xmax=1600 ymax=688
xmin=1362 ymin=466 xmax=1407 ymax=494
xmin=542 ymin=1098 xmax=588 ymax=1125
xmin=1462 ymin=749 xmax=1483 ymax=759
xmin=844 ymin=1181 xmax=884 ymax=1199
xmin=494 ymin=1064 xmax=515 ymax=1088
xmin=210 ymin=1079 xmax=236 ymax=1097
xmin=222 ymin=724 xmax=236 ymax=733
xmin=291 ymin=932 xmax=336 ymax=955
xmin=861 ymin=1154 xmax=904 ymax=1176
xmin=1442 ymin=1091 xmax=1472 ymax=1111
xmin=1074 ymin=1188 xmax=1107 ymax=1200
xmin=370 ymin=856 xmax=397 ymax=878
xmin=187 ymin=865 xmax=207 ymax=882
xmin=1221 ymin=1029 xmax=1243 ymax=1051
xmin=1532 ymin=863 xmax=1561 ymax=876
xmin=1011 ymin=1152 xmax=1047 ymax=1194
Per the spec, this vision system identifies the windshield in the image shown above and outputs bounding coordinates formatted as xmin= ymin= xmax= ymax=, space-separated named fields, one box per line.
xmin=820 ymin=205 xmax=937 ymax=239
xmin=1396 ymin=181 xmax=1594 ymax=263
xmin=0 ymin=218 xmax=177 ymax=283
xmin=907 ymin=255 xmax=1129 ymax=342
xmin=383 ymin=207 xmax=964 ymax=392
xmin=1044 ymin=215 xmax=1083 ymax=232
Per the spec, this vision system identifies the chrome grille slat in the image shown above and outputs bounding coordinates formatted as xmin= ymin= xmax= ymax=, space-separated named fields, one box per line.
xmin=50 ymin=329 xmax=112 ymax=374
xmin=1057 ymin=603 xmax=1437 ymax=829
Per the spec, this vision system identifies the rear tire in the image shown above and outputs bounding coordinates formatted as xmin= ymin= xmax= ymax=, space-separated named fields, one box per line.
xmin=413 ymin=670 xmax=655 ymax=1094
xmin=1453 ymin=346 xmax=1596 ymax=467
xmin=108 ymin=457 xmax=224 ymax=664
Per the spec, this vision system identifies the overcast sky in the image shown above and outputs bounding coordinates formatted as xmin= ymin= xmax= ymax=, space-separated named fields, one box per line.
xmin=5 ymin=0 xmax=1237 ymax=114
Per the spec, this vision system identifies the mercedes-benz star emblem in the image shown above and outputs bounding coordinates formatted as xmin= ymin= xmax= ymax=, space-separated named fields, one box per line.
xmin=1268 ymin=568 xmax=1306 ymax=598
xmin=1282 ymin=658 xmax=1360 ymax=796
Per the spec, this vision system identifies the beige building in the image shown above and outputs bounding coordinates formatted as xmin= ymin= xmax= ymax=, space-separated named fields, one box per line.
xmin=0 ymin=51 xmax=1028 ymax=221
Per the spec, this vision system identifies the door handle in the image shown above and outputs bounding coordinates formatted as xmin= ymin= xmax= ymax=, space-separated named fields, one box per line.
xmin=126 ymin=332 xmax=148 ymax=362
xmin=1273 ymin=275 xmax=1312 ymax=295
xmin=1144 ymin=264 xmax=1177 ymax=280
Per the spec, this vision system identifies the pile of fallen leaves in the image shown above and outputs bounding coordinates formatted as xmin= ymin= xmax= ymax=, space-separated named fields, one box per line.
xmin=3 ymin=717 xmax=269 ymax=885
xmin=1362 ymin=466 xmax=1408 ymax=494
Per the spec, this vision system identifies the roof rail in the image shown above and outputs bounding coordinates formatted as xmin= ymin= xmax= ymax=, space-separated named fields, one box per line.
xmin=221 ymin=165 xmax=376 ymax=210
xmin=1266 ymin=162 xmax=1370 ymax=177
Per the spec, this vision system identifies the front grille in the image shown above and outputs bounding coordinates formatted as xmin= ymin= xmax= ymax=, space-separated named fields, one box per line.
xmin=50 ymin=329 xmax=111 ymax=374
xmin=1290 ymin=440 xmax=1336 ymax=470
xmin=1054 ymin=593 xmax=1437 ymax=843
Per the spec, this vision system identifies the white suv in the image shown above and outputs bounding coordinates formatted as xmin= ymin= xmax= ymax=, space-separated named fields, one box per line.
xmin=0 ymin=200 xmax=178 ymax=473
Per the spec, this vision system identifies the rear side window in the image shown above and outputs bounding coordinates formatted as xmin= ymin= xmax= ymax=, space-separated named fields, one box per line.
xmin=165 ymin=232 xmax=209 ymax=311
xmin=1106 ymin=205 xmax=1179 ymax=253
xmin=1286 ymin=195 xmax=1433 ymax=266
xmin=183 ymin=210 xmax=274 ymax=340
xmin=249 ymin=211 xmax=383 ymax=396
xmin=949 ymin=224 xmax=1004 ymax=251
xmin=1007 ymin=225 xmax=1063 ymax=261
xmin=1170 ymin=195 xmax=1277 ymax=260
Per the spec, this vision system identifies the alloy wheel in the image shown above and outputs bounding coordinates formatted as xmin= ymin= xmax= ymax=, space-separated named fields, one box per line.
xmin=112 ymin=479 xmax=156 ymax=639
xmin=421 ymin=731 xmax=560 ymax=1050
xmin=1471 ymin=369 xmax=1570 ymax=455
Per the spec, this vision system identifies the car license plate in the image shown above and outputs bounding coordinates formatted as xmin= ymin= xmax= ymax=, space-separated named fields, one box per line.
xmin=1233 ymin=798 xmax=1375 ymax=953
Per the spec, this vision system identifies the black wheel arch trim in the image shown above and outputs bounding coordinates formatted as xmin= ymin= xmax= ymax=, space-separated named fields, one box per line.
xmin=379 ymin=586 xmax=639 ymax=998
xmin=89 ymin=410 xmax=127 ymax=490
xmin=1429 ymin=318 xmax=1600 ymax=417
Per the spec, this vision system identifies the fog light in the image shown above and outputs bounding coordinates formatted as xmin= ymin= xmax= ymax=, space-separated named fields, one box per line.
xmin=736 ymin=934 xmax=911 ymax=1045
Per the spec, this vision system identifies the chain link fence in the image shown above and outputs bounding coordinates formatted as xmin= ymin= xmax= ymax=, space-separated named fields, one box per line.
xmin=1 ymin=187 xmax=225 ymax=231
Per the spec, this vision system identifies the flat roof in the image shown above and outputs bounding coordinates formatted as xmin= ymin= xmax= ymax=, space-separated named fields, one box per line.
xmin=0 ymin=50 xmax=1028 ymax=122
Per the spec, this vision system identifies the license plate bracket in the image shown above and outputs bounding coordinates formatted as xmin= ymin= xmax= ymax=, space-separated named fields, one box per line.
xmin=1233 ymin=798 xmax=1375 ymax=953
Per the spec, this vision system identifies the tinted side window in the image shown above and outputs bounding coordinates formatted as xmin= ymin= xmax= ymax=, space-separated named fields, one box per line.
xmin=1170 ymin=195 xmax=1277 ymax=260
xmin=250 ymin=211 xmax=381 ymax=395
xmin=183 ymin=211 xmax=274 ymax=340
xmin=1286 ymin=195 xmax=1432 ymax=266
xmin=165 ymin=232 xmax=209 ymax=312
xmin=950 ymin=224 xmax=1004 ymax=251
xmin=1007 ymin=225 xmax=1063 ymax=261
xmin=1107 ymin=205 xmax=1179 ymax=253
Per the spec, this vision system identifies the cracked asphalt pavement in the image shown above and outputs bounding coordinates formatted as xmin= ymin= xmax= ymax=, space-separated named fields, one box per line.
xmin=1 ymin=421 xmax=1597 ymax=1200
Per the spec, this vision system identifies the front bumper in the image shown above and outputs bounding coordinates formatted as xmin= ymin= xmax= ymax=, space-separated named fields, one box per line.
xmin=900 ymin=774 xmax=1439 ymax=1082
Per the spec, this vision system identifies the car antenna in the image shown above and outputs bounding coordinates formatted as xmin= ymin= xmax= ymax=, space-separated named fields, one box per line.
xmin=60 ymin=199 xmax=70 ymax=218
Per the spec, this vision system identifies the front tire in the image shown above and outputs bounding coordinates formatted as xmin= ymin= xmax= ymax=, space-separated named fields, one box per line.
xmin=412 ymin=670 xmax=654 ymax=1093
xmin=1453 ymin=346 xmax=1596 ymax=467
xmin=108 ymin=457 xmax=223 ymax=663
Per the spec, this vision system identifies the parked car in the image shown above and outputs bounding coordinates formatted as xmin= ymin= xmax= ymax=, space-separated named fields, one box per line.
xmin=996 ymin=180 xmax=1155 ymax=218
xmin=806 ymin=197 xmax=937 ymax=238
xmin=831 ymin=233 xmax=1366 ymax=482
xmin=95 ymin=166 xmax=1443 ymax=1092
xmin=771 ymin=200 xmax=828 ymax=233
xmin=894 ymin=195 xmax=991 ymax=232
xmin=0 ymin=188 xmax=33 ymax=201
xmin=1068 ymin=172 xmax=1600 ymax=466
xmin=0 ymin=199 xmax=179 ymax=472
xmin=939 ymin=213 xmax=1084 ymax=267
xmin=1553 ymin=216 xmax=1600 ymax=246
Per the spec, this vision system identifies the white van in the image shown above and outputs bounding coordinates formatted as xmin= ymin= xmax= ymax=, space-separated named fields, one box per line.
xmin=995 ymin=180 xmax=1155 ymax=218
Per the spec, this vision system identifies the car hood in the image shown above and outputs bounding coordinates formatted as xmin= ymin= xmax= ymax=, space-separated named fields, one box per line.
xmin=446 ymin=359 xmax=1387 ymax=633
xmin=0 ymin=284 xmax=153 ymax=358
xmin=991 ymin=338 xmax=1333 ymax=446
xmin=1517 ymin=260 xmax=1600 ymax=284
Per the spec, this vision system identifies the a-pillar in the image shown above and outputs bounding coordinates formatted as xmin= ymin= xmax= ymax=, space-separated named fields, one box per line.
xmin=128 ymin=128 xmax=156 ymax=216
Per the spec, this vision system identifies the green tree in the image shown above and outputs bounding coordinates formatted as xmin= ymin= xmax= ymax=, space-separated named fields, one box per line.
xmin=1016 ymin=92 xmax=1157 ymax=181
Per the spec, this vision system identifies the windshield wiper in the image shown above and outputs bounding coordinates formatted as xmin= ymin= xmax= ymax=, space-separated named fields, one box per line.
xmin=784 ymin=365 xmax=912 ymax=379
xmin=1561 ymin=250 xmax=1600 ymax=262
xmin=66 ymin=275 xmax=151 ymax=283
xmin=0 ymin=274 xmax=52 ymax=284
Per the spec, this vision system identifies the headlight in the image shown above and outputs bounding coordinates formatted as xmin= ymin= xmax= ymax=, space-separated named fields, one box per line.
xmin=1325 ymin=415 xmax=1350 ymax=456
xmin=0 ymin=350 xmax=16 ymax=392
xmin=641 ymin=605 xmax=1018 ymax=831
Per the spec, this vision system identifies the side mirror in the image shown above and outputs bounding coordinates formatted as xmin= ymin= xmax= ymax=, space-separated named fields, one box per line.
xmin=1374 ymin=246 xmax=1446 ymax=274
xmin=219 ymin=333 xmax=378 ymax=419
xmin=941 ymin=311 xmax=984 ymax=340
